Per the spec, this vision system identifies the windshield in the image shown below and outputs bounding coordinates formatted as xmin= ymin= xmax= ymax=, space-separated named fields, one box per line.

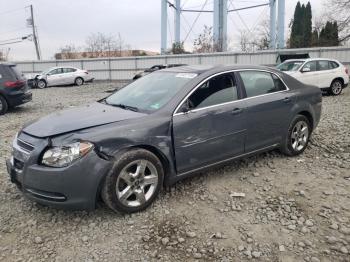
xmin=41 ymin=68 xmax=52 ymax=75
xmin=105 ymin=71 xmax=197 ymax=112
xmin=277 ymin=61 xmax=304 ymax=72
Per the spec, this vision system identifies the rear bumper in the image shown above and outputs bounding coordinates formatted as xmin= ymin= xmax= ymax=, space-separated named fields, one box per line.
xmin=6 ymin=91 xmax=32 ymax=107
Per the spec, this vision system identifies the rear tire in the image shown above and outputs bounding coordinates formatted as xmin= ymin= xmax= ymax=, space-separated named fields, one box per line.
xmin=37 ymin=80 xmax=47 ymax=89
xmin=102 ymin=149 xmax=164 ymax=213
xmin=329 ymin=79 xmax=343 ymax=96
xmin=281 ymin=115 xmax=311 ymax=156
xmin=75 ymin=77 xmax=84 ymax=86
xmin=0 ymin=95 xmax=8 ymax=115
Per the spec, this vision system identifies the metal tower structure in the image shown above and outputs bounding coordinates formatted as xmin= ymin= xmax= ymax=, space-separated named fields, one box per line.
xmin=161 ymin=0 xmax=168 ymax=54
xmin=277 ymin=0 xmax=285 ymax=49
xmin=160 ymin=0 xmax=286 ymax=54
xmin=213 ymin=0 xmax=227 ymax=52
xmin=269 ymin=0 xmax=276 ymax=49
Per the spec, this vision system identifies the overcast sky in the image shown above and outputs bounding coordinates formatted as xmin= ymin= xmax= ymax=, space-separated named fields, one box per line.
xmin=0 ymin=0 xmax=324 ymax=61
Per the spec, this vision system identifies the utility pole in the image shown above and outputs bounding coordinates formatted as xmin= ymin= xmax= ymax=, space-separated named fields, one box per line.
xmin=29 ymin=5 xmax=41 ymax=60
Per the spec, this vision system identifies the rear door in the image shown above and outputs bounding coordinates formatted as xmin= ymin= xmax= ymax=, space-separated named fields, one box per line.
xmin=317 ymin=60 xmax=333 ymax=88
xmin=237 ymin=70 xmax=294 ymax=152
xmin=298 ymin=61 xmax=319 ymax=87
xmin=172 ymin=72 xmax=247 ymax=174
xmin=62 ymin=68 xmax=77 ymax=84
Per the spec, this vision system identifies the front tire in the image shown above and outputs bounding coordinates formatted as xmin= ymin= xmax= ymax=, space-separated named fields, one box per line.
xmin=75 ymin=77 xmax=84 ymax=86
xmin=0 ymin=96 xmax=8 ymax=115
xmin=37 ymin=80 xmax=47 ymax=89
xmin=102 ymin=149 xmax=164 ymax=213
xmin=329 ymin=79 xmax=343 ymax=96
xmin=281 ymin=115 xmax=311 ymax=156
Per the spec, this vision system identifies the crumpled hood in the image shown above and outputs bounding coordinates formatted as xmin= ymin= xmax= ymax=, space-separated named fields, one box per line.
xmin=22 ymin=102 xmax=146 ymax=138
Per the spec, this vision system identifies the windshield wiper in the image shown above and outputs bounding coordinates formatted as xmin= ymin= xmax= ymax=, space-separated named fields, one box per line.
xmin=109 ymin=103 xmax=139 ymax=112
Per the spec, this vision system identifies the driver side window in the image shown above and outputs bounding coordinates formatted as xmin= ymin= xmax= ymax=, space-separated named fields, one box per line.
xmin=49 ymin=68 xmax=63 ymax=75
xmin=181 ymin=73 xmax=238 ymax=112
xmin=302 ymin=61 xmax=316 ymax=72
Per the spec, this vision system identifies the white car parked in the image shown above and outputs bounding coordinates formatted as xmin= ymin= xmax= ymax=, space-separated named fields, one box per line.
xmin=277 ymin=58 xmax=349 ymax=95
xmin=34 ymin=67 xmax=94 ymax=89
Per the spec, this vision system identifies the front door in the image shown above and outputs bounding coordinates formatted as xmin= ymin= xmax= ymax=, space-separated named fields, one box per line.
xmin=173 ymin=72 xmax=246 ymax=174
xmin=298 ymin=61 xmax=319 ymax=87
xmin=46 ymin=68 xmax=64 ymax=86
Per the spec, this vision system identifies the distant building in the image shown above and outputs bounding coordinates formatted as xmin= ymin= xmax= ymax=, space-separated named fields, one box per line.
xmin=54 ymin=50 xmax=159 ymax=60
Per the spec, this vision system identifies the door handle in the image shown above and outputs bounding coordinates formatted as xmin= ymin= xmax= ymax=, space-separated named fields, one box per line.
xmin=282 ymin=97 xmax=292 ymax=103
xmin=232 ymin=108 xmax=243 ymax=115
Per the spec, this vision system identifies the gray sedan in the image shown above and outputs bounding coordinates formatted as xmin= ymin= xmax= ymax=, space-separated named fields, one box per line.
xmin=35 ymin=67 xmax=94 ymax=88
xmin=6 ymin=65 xmax=322 ymax=213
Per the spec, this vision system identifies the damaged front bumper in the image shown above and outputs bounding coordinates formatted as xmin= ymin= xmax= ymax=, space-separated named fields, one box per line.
xmin=6 ymin=132 xmax=112 ymax=210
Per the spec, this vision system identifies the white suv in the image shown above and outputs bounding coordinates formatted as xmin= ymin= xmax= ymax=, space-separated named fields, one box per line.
xmin=277 ymin=58 xmax=349 ymax=95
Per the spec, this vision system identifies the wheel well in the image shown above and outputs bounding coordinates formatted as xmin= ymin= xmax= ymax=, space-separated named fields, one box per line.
xmin=75 ymin=77 xmax=83 ymax=81
xmin=134 ymin=145 xmax=171 ymax=179
xmin=332 ymin=77 xmax=344 ymax=85
xmin=298 ymin=111 xmax=314 ymax=130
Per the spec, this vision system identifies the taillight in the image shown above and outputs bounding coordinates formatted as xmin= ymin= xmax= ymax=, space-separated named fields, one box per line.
xmin=345 ymin=68 xmax=349 ymax=75
xmin=4 ymin=80 xmax=25 ymax=88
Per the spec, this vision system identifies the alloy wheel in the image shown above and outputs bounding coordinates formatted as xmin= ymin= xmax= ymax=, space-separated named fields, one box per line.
xmin=76 ymin=78 xmax=83 ymax=86
xmin=37 ymin=81 xmax=46 ymax=89
xmin=291 ymin=120 xmax=309 ymax=151
xmin=0 ymin=99 xmax=3 ymax=112
xmin=116 ymin=160 xmax=159 ymax=207
xmin=331 ymin=81 xmax=342 ymax=95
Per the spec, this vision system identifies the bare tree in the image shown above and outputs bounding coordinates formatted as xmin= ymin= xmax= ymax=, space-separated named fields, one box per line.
xmin=238 ymin=18 xmax=270 ymax=52
xmin=326 ymin=0 xmax=350 ymax=42
xmin=193 ymin=25 xmax=215 ymax=53
xmin=85 ymin=32 xmax=129 ymax=58
xmin=55 ymin=44 xmax=80 ymax=59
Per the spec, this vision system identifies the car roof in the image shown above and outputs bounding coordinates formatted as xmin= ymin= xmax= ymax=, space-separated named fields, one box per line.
xmin=0 ymin=62 xmax=16 ymax=67
xmin=284 ymin=58 xmax=340 ymax=63
xmin=161 ymin=64 xmax=279 ymax=75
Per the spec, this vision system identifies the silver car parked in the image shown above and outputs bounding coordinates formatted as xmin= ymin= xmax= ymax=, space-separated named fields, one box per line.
xmin=35 ymin=67 xmax=94 ymax=89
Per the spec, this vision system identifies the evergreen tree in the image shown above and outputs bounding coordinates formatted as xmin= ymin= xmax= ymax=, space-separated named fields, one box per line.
xmin=319 ymin=21 xmax=340 ymax=47
xmin=290 ymin=2 xmax=303 ymax=48
xmin=331 ymin=22 xmax=339 ymax=46
xmin=311 ymin=29 xmax=319 ymax=47
xmin=290 ymin=1 xmax=313 ymax=48
xmin=303 ymin=2 xmax=312 ymax=47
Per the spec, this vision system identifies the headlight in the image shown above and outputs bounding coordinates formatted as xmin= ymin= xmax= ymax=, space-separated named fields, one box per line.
xmin=41 ymin=141 xmax=94 ymax=168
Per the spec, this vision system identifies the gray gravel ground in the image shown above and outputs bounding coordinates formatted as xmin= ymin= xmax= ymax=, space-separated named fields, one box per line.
xmin=0 ymin=82 xmax=349 ymax=262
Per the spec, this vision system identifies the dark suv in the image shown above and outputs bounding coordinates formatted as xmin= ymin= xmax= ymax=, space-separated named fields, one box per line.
xmin=0 ymin=63 xmax=32 ymax=115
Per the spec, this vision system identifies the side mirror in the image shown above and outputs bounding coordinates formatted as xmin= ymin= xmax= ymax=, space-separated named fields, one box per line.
xmin=181 ymin=104 xmax=190 ymax=113
xmin=301 ymin=67 xmax=311 ymax=73
xmin=180 ymin=100 xmax=191 ymax=113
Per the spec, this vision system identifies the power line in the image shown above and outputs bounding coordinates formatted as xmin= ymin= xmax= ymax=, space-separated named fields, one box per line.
xmin=180 ymin=13 xmax=195 ymax=43
xmin=0 ymin=27 xmax=28 ymax=35
xmin=0 ymin=7 xmax=25 ymax=16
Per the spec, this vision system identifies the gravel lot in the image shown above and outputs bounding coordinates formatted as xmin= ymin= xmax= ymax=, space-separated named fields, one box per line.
xmin=0 ymin=82 xmax=349 ymax=262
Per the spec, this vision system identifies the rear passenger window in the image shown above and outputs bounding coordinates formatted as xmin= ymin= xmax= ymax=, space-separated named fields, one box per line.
xmin=330 ymin=61 xmax=339 ymax=69
xmin=239 ymin=71 xmax=286 ymax=98
xmin=63 ymin=68 xmax=76 ymax=73
xmin=317 ymin=61 xmax=330 ymax=71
